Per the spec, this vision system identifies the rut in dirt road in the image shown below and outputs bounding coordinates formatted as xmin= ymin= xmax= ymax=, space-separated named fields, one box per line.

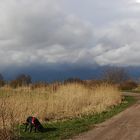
xmin=70 ymin=93 xmax=140 ymax=140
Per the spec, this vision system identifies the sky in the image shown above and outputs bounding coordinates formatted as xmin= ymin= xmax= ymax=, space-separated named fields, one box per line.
xmin=0 ymin=0 xmax=140 ymax=80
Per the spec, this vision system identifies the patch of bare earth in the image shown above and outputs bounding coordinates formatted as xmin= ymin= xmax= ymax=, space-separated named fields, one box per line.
xmin=71 ymin=93 xmax=140 ymax=140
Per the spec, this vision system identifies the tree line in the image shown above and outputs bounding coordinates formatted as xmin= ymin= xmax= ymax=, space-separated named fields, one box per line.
xmin=0 ymin=67 xmax=138 ymax=90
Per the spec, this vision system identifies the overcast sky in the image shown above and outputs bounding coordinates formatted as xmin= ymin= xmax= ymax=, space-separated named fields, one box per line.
xmin=0 ymin=0 xmax=140 ymax=74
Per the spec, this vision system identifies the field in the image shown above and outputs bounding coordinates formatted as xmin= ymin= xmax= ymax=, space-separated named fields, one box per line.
xmin=0 ymin=83 xmax=123 ymax=139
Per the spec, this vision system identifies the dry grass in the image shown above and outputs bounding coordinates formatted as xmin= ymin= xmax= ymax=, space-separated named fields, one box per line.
xmin=0 ymin=83 xmax=121 ymax=139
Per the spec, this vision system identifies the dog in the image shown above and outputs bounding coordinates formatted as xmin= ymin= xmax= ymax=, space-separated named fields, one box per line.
xmin=23 ymin=116 xmax=44 ymax=132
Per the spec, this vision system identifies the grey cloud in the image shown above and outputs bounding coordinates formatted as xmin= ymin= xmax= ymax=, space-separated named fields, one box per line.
xmin=93 ymin=19 xmax=140 ymax=66
xmin=0 ymin=0 xmax=94 ymax=68
xmin=0 ymin=0 xmax=140 ymax=71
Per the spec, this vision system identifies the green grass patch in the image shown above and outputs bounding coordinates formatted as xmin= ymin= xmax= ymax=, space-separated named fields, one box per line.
xmin=20 ymin=96 xmax=136 ymax=140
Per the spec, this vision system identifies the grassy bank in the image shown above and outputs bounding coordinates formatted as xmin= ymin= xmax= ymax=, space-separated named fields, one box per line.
xmin=20 ymin=96 xmax=135 ymax=140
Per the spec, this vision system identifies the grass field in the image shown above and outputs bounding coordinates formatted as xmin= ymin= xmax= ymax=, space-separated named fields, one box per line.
xmin=0 ymin=83 xmax=124 ymax=139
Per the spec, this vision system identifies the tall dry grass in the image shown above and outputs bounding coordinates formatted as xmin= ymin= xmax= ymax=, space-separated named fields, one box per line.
xmin=46 ymin=83 xmax=121 ymax=119
xmin=0 ymin=96 xmax=19 ymax=140
xmin=0 ymin=83 xmax=121 ymax=139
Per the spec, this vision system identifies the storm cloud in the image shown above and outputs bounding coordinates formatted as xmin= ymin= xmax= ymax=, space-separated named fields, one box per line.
xmin=0 ymin=0 xmax=140 ymax=74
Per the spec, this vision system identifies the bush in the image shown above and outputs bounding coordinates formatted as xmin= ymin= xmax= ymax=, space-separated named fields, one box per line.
xmin=119 ymin=80 xmax=138 ymax=90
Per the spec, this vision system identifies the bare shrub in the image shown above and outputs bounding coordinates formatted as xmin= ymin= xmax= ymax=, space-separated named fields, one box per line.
xmin=119 ymin=80 xmax=138 ymax=90
xmin=102 ymin=67 xmax=129 ymax=84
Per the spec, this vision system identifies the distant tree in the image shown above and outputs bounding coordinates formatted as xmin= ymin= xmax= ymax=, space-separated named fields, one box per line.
xmin=102 ymin=67 xmax=129 ymax=84
xmin=10 ymin=74 xmax=32 ymax=88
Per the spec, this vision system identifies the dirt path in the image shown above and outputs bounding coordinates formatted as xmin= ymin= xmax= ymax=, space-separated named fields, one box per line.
xmin=70 ymin=92 xmax=140 ymax=140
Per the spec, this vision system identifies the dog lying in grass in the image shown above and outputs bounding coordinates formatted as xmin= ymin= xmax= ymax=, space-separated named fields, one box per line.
xmin=23 ymin=116 xmax=44 ymax=132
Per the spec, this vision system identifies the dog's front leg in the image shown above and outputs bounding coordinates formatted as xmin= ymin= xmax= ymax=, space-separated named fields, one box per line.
xmin=29 ymin=124 xmax=33 ymax=133
xmin=34 ymin=127 xmax=37 ymax=133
